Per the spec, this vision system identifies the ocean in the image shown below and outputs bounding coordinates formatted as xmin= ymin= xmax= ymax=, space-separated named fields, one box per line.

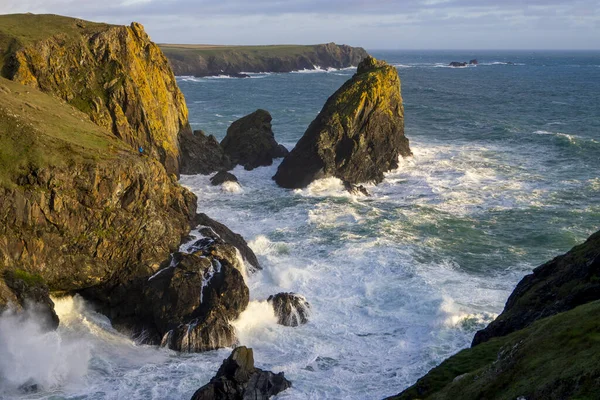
xmin=2 ymin=50 xmax=599 ymax=399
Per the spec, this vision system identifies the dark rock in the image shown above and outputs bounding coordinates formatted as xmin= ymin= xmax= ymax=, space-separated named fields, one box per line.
xmin=273 ymin=56 xmax=411 ymax=189
xmin=449 ymin=62 xmax=467 ymax=67
xmin=267 ymin=292 xmax=310 ymax=327
xmin=210 ymin=171 xmax=239 ymax=186
xmin=472 ymin=229 xmax=600 ymax=346
xmin=343 ymin=180 xmax=371 ymax=197
xmin=469 ymin=59 xmax=478 ymax=65
xmin=221 ymin=110 xmax=289 ymax=170
xmin=191 ymin=346 xmax=291 ymax=400
xmin=194 ymin=213 xmax=262 ymax=271
xmin=229 ymin=73 xmax=251 ymax=78
xmin=179 ymin=130 xmax=233 ymax=175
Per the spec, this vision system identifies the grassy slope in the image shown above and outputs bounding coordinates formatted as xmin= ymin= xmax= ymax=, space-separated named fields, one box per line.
xmin=159 ymin=43 xmax=321 ymax=59
xmin=0 ymin=77 xmax=126 ymax=185
xmin=390 ymin=300 xmax=600 ymax=400
xmin=0 ymin=13 xmax=113 ymax=72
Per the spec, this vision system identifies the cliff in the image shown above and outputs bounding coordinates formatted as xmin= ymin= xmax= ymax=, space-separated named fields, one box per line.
xmin=388 ymin=229 xmax=600 ymax=399
xmin=159 ymin=42 xmax=369 ymax=77
xmin=0 ymin=14 xmax=190 ymax=175
xmin=273 ymin=56 xmax=411 ymax=188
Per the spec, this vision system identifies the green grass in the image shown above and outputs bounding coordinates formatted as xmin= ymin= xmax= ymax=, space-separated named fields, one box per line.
xmin=0 ymin=77 xmax=127 ymax=186
xmin=7 ymin=268 xmax=45 ymax=286
xmin=158 ymin=43 xmax=321 ymax=58
xmin=391 ymin=300 xmax=600 ymax=400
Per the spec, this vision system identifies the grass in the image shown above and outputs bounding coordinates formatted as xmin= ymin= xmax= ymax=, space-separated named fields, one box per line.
xmin=0 ymin=77 xmax=127 ymax=186
xmin=158 ymin=43 xmax=322 ymax=59
xmin=391 ymin=300 xmax=600 ymax=400
xmin=6 ymin=268 xmax=45 ymax=286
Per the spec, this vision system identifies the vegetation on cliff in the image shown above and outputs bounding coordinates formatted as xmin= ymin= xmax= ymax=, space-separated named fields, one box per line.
xmin=273 ymin=56 xmax=411 ymax=188
xmin=159 ymin=42 xmax=369 ymax=77
xmin=0 ymin=13 xmax=190 ymax=175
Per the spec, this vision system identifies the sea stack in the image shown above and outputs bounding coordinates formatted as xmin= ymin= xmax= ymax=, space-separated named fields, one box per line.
xmin=273 ymin=56 xmax=411 ymax=189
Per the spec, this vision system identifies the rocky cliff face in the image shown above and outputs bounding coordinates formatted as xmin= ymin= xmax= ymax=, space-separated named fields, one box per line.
xmin=0 ymin=14 xmax=190 ymax=175
xmin=273 ymin=56 xmax=411 ymax=188
xmin=160 ymin=42 xmax=369 ymax=77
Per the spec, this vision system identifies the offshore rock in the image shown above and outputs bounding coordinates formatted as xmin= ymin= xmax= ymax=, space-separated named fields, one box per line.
xmin=221 ymin=110 xmax=289 ymax=170
xmin=343 ymin=180 xmax=371 ymax=196
xmin=449 ymin=61 xmax=468 ymax=67
xmin=210 ymin=171 xmax=239 ymax=186
xmin=472 ymin=229 xmax=600 ymax=346
xmin=0 ymin=15 xmax=190 ymax=175
xmin=469 ymin=59 xmax=478 ymax=65
xmin=194 ymin=213 xmax=261 ymax=271
xmin=267 ymin=292 xmax=310 ymax=327
xmin=273 ymin=56 xmax=411 ymax=188
xmin=179 ymin=130 xmax=234 ymax=175
xmin=191 ymin=346 xmax=292 ymax=400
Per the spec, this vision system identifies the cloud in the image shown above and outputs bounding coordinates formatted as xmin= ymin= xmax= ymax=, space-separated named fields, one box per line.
xmin=1 ymin=0 xmax=598 ymax=49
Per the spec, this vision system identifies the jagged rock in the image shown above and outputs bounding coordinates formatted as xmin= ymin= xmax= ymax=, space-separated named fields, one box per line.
xmin=449 ymin=62 xmax=468 ymax=67
xmin=1 ymin=15 xmax=189 ymax=175
xmin=221 ymin=110 xmax=289 ymax=171
xmin=162 ymin=42 xmax=369 ymax=77
xmin=273 ymin=56 xmax=411 ymax=188
xmin=472 ymin=229 xmax=600 ymax=346
xmin=194 ymin=213 xmax=262 ymax=271
xmin=469 ymin=59 xmax=478 ymax=65
xmin=210 ymin=171 xmax=239 ymax=186
xmin=180 ymin=130 xmax=234 ymax=175
xmin=191 ymin=346 xmax=292 ymax=400
xmin=343 ymin=180 xmax=371 ymax=196
xmin=268 ymin=292 xmax=310 ymax=327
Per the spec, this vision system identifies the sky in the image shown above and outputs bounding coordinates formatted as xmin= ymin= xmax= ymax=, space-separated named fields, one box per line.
xmin=1 ymin=0 xmax=599 ymax=49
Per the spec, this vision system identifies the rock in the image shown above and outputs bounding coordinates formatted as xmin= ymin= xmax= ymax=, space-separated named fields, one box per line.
xmin=194 ymin=213 xmax=262 ymax=271
xmin=343 ymin=180 xmax=371 ymax=196
xmin=2 ymin=15 xmax=189 ymax=175
xmin=449 ymin=62 xmax=467 ymax=67
xmin=267 ymin=292 xmax=310 ymax=327
xmin=210 ymin=171 xmax=239 ymax=186
xmin=472 ymin=229 xmax=600 ymax=346
xmin=191 ymin=346 xmax=291 ymax=400
xmin=469 ymin=59 xmax=478 ymax=65
xmin=180 ymin=130 xmax=234 ymax=175
xmin=273 ymin=56 xmax=411 ymax=189
xmin=221 ymin=110 xmax=289 ymax=171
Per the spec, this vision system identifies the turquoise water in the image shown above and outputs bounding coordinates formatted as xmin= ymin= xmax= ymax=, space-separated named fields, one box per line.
xmin=3 ymin=51 xmax=598 ymax=400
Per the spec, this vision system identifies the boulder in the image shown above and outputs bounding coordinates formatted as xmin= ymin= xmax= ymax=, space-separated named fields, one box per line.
xmin=180 ymin=130 xmax=233 ymax=175
xmin=191 ymin=346 xmax=291 ymax=400
xmin=449 ymin=62 xmax=467 ymax=67
xmin=210 ymin=171 xmax=239 ymax=186
xmin=221 ymin=110 xmax=289 ymax=170
xmin=267 ymin=292 xmax=310 ymax=327
xmin=472 ymin=229 xmax=600 ymax=346
xmin=194 ymin=213 xmax=262 ymax=271
xmin=273 ymin=56 xmax=411 ymax=188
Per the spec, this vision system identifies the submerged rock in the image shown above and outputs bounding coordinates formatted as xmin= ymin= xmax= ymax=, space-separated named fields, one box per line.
xmin=179 ymin=130 xmax=233 ymax=175
xmin=210 ymin=171 xmax=239 ymax=186
xmin=268 ymin=292 xmax=310 ymax=327
xmin=273 ymin=56 xmax=411 ymax=188
xmin=191 ymin=346 xmax=291 ymax=400
xmin=221 ymin=110 xmax=289 ymax=170
xmin=194 ymin=213 xmax=262 ymax=271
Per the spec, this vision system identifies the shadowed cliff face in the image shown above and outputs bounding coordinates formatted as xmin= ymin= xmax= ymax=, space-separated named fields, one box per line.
xmin=160 ymin=42 xmax=369 ymax=77
xmin=0 ymin=15 xmax=190 ymax=175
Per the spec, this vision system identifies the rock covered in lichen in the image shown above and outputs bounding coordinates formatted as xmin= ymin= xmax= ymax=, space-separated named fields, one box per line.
xmin=273 ymin=56 xmax=411 ymax=188
xmin=1 ymin=15 xmax=190 ymax=175
xmin=179 ymin=130 xmax=233 ymax=175
xmin=221 ymin=109 xmax=288 ymax=171
xmin=191 ymin=346 xmax=291 ymax=400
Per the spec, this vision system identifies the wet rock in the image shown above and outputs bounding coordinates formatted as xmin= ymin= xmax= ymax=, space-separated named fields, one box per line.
xmin=343 ymin=180 xmax=371 ymax=197
xmin=449 ymin=61 xmax=468 ymax=67
xmin=273 ymin=56 xmax=411 ymax=188
xmin=221 ymin=110 xmax=289 ymax=170
xmin=268 ymin=292 xmax=310 ymax=327
xmin=469 ymin=59 xmax=478 ymax=65
xmin=180 ymin=130 xmax=234 ymax=175
xmin=194 ymin=213 xmax=262 ymax=271
xmin=191 ymin=346 xmax=292 ymax=400
xmin=210 ymin=171 xmax=239 ymax=186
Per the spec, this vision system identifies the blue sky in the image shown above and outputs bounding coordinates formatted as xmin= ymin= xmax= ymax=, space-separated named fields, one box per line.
xmin=1 ymin=0 xmax=599 ymax=49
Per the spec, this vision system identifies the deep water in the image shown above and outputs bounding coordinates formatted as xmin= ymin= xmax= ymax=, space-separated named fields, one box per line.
xmin=2 ymin=50 xmax=599 ymax=400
